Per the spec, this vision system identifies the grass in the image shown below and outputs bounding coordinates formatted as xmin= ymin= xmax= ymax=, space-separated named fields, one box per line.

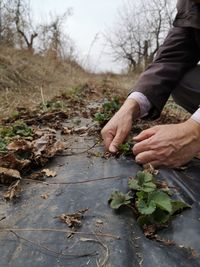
xmin=0 ymin=46 xmax=135 ymax=118
xmin=0 ymin=46 xmax=189 ymax=124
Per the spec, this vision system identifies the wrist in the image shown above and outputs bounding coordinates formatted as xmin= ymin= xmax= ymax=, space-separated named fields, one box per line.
xmin=184 ymin=118 xmax=200 ymax=142
xmin=120 ymin=99 xmax=140 ymax=120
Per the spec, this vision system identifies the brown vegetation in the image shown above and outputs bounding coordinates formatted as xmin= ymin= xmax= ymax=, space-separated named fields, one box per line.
xmin=0 ymin=46 xmax=136 ymax=118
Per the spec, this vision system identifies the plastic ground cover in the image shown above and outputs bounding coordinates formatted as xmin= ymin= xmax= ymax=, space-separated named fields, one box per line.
xmin=0 ymin=135 xmax=200 ymax=267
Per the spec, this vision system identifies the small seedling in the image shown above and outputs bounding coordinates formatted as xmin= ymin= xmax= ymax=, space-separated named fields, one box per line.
xmin=0 ymin=121 xmax=33 ymax=155
xmin=108 ymin=170 xmax=191 ymax=236
xmin=118 ymin=143 xmax=132 ymax=156
xmin=40 ymin=100 xmax=63 ymax=111
xmin=94 ymin=98 xmax=121 ymax=126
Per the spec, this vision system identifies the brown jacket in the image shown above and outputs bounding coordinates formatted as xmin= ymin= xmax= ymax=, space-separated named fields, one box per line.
xmin=133 ymin=0 xmax=200 ymax=118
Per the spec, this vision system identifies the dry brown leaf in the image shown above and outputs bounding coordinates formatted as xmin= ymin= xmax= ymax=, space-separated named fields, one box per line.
xmin=7 ymin=139 xmax=32 ymax=152
xmin=56 ymin=208 xmax=89 ymax=228
xmin=143 ymin=224 xmax=157 ymax=239
xmin=0 ymin=154 xmax=30 ymax=170
xmin=0 ymin=167 xmax=21 ymax=185
xmin=74 ymin=126 xmax=89 ymax=134
xmin=41 ymin=193 xmax=49 ymax=200
xmin=42 ymin=169 xmax=57 ymax=177
xmin=26 ymin=171 xmax=45 ymax=181
xmin=4 ymin=180 xmax=21 ymax=200
xmin=61 ymin=127 xmax=73 ymax=135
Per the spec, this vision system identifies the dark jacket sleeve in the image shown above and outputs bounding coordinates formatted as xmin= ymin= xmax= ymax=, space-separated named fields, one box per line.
xmin=131 ymin=26 xmax=200 ymax=118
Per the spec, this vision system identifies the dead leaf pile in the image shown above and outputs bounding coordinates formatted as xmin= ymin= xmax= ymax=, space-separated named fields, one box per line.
xmin=0 ymin=127 xmax=66 ymax=200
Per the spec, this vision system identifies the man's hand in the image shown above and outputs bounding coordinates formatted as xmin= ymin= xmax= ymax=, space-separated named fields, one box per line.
xmin=133 ymin=119 xmax=200 ymax=168
xmin=101 ymin=99 xmax=140 ymax=153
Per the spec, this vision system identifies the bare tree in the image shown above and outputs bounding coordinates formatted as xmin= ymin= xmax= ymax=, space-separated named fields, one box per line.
xmin=0 ymin=1 xmax=77 ymax=62
xmin=106 ymin=0 xmax=176 ymax=72
xmin=2 ymin=0 xmax=38 ymax=52
xmin=0 ymin=0 xmax=15 ymax=46
xmin=38 ymin=10 xmax=75 ymax=61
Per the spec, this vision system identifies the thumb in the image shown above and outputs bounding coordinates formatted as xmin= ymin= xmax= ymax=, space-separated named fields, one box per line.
xmin=109 ymin=132 xmax=125 ymax=153
xmin=133 ymin=128 xmax=156 ymax=142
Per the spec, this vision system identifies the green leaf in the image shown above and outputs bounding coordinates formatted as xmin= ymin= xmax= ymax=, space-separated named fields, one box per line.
xmin=0 ymin=138 xmax=7 ymax=153
xmin=108 ymin=191 xmax=132 ymax=210
xmin=152 ymin=208 xmax=170 ymax=224
xmin=137 ymin=215 xmax=152 ymax=227
xmin=143 ymin=182 xmax=157 ymax=192
xmin=149 ymin=191 xmax=172 ymax=213
xmin=128 ymin=178 xmax=156 ymax=192
xmin=118 ymin=143 xmax=132 ymax=155
xmin=171 ymin=200 xmax=191 ymax=215
xmin=137 ymin=199 xmax=156 ymax=215
xmin=128 ymin=179 xmax=140 ymax=190
xmin=137 ymin=171 xmax=154 ymax=185
xmin=136 ymin=191 xmax=148 ymax=200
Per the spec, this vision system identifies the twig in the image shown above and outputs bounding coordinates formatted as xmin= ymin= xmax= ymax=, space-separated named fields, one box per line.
xmin=58 ymin=141 xmax=99 ymax=156
xmin=40 ymin=86 xmax=47 ymax=112
xmin=127 ymin=204 xmax=138 ymax=215
xmin=10 ymin=230 xmax=96 ymax=258
xmin=1 ymin=228 xmax=120 ymax=240
xmin=94 ymin=233 xmax=110 ymax=267
xmin=0 ymin=216 xmax=6 ymax=222
xmin=22 ymin=175 xmax=125 ymax=185
xmin=80 ymin=237 xmax=109 ymax=267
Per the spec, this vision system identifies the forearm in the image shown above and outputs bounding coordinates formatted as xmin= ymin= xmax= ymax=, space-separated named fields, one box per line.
xmin=130 ymin=27 xmax=200 ymax=118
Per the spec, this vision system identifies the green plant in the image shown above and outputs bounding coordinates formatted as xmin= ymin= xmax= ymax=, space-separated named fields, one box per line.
xmin=108 ymin=170 xmax=191 ymax=235
xmin=12 ymin=121 xmax=33 ymax=137
xmin=94 ymin=98 xmax=121 ymax=126
xmin=0 ymin=121 xmax=32 ymax=139
xmin=118 ymin=143 xmax=132 ymax=156
xmin=0 ymin=121 xmax=33 ymax=152
xmin=40 ymin=100 xmax=63 ymax=111
xmin=0 ymin=138 xmax=7 ymax=153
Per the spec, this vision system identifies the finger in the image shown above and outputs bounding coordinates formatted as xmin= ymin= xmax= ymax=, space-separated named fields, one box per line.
xmin=102 ymin=131 xmax=114 ymax=150
xmin=109 ymin=131 xmax=126 ymax=153
xmin=133 ymin=138 xmax=153 ymax=155
xmin=133 ymin=128 xmax=156 ymax=142
xmin=135 ymin=150 xmax=158 ymax=165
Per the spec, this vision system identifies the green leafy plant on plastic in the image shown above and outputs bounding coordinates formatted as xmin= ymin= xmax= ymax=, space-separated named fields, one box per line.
xmin=94 ymin=98 xmax=121 ymax=126
xmin=108 ymin=170 xmax=191 ymax=235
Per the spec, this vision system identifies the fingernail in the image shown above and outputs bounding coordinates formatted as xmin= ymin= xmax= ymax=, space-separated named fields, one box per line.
xmin=135 ymin=156 xmax=142 ymax=164
xmin=109 ymin=146 xmax=117 ymax=153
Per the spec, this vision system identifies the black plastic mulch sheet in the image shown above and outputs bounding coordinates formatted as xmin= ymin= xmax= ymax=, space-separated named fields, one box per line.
xmin=0 ymin=135 xmax=200 ymax=267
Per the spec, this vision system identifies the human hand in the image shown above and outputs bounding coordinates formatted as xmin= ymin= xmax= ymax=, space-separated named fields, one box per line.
xmin=133 ymin=119 xmax=200 ymax=168
xmin=101 ymin=99 xmax=140 ymax=153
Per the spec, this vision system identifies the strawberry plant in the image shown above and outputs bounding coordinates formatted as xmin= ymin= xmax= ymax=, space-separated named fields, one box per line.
xmin=108 ymin=170 xmax=191 ymax=237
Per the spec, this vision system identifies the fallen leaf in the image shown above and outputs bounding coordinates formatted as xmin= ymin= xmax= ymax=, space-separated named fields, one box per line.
xmin=0 ymin=153 xmax=30 ymax=170
xmin=143 ymin=224 xmax=157 ymax=238
xmin=42 ymin=169 xmax=57 ymax=177
xmin=74 ymin=126 xmax=89 ymax=134
xmin=7 ymin=139 xmax=32 ymax=152
xmin=4 ymin=180 xmax=21 ymax=200
xmin=26 ymin=171 xmax=45 ymax=181
xmin=41 ymin=193 xmax=49 ymax=200
xmin=56 ymin=208 xmax=89 ymax=228
xmin=61 ymin=127 xmax=73 ymax=135
xmin=0 ymin=167 xmax=21 ymax=185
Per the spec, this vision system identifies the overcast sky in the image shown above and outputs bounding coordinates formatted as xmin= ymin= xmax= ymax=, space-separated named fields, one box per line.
xmin=30 ymin=0 xmax=126 ymax=73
